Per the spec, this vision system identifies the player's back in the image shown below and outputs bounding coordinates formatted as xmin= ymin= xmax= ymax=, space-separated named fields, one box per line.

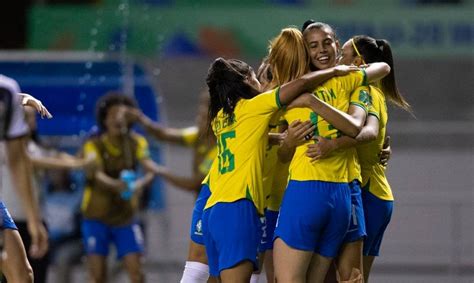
xmin=206 ymin=88 xmax=281 ymax=215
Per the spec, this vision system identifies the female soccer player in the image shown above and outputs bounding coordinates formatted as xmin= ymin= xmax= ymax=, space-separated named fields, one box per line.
xmin=254 ymin=30 xmax=357 ymax=283
xmin=301 ymin=22 xmax=371 ymax=283
xmin=273 ymin=22 xmax=390 ymax=283
xmin=308 ymin=35 xmax=411 ymax=283
xmin=202 ymin=39 xmax=362 ymax=281
xmin=253 ymin=41 xmax=314 ymax=283
xmin=81 ymin=93 xmax=156 ymax=283
xmin=257 ymin=117 xmax=314 ymax=283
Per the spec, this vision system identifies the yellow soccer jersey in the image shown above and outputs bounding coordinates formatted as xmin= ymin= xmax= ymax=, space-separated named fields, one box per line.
xmin=182 ymin=126 xmax=199 ymax=146
xmin=347 ymin=86 xmax=371 ymax=182
xmin=81 ymin=133 xmax=150 ymax=222
xmin=201 ymin=172 xmax=210 ymax=186
xmin=356 ymin=85 xmax=393 ymax=201
xmin=262 ymin=146 xmax=279 ymax=201
xmin=262 ymin=113 xmax=289 ymax=211
xmin=262 ymin=112 xmax=283 ymax=203
xmin=284 ymin=70 xmax=368 ymax=182
xmin=82 ymin=133 xmax=150 ymax=165
xmin=205 ymin=88 xmax=282 ymax=215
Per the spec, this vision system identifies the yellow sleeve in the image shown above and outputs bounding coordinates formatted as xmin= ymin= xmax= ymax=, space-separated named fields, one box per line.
xmin=340 ymin=70 xmax=368 ymax=92
xmin=350 ymin=86 xmax=370 ymax=113
xmin=135 ymin=135 xmax=150 ymax=160
xmin=83 ymin=140 xmax=101 ymax=165
xmin=201 ymin=173 xmax=210 ymax=185
xmin=181 ymin=126 xmax=199 ymax=146
xmin=368 ymin=88 xmax=381 ymax=120
xmin=245 ymin=87 xmax=281 ymax=114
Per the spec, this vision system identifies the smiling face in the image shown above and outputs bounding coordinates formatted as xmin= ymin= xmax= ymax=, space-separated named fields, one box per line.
xmin=304 ymin=27 xmax=339 ymax=70
xmin=338 ymin=39 xmax=360 ymax=66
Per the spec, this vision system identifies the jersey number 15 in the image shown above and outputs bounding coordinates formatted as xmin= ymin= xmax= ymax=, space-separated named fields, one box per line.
xmin=217 ymin=130 xmax=236 ymax=174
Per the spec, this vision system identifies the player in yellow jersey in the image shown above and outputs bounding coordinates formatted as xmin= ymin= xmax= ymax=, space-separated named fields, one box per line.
xmin=126 ymin=92 xmax=218 ymax=283
xmin=201 ymin=40 xmax=363 ymax=281
xmin=253 ymin=57 xmax=315 ymax=283
xmin=254 ymin=31 xmax=355 ymax=283
xmin=81 ymin=93 xmax=157 ymax=283
xmin=273 ymin=22 xmax=391 ymax=283
xmin=253 ymin=28 xmax=382 ymax=283
xmin=297 ymin=22 xmax=373 ymax=283
xmin=308 ymin=35 xmax=411 ymax=283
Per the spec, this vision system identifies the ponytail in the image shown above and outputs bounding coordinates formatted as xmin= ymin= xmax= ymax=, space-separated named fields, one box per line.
xmin=353 ymin=36 xmax=412 ymax=113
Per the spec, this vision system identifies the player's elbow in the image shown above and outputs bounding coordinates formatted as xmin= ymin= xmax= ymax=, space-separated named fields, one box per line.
xmin=345 ymin=125 xmax=362 ymax=139
xmin=355 ymin=128 xmax=378 ymax=143
xmin=381 ymin=62 xmax=391 ymax=76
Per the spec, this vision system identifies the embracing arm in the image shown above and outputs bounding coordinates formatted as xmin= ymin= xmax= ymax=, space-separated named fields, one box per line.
xmin=268 ymin=132 xmax=286 ymax=146
xmin=278 ymin=65 xmax=359 ymax=106
xmin=277 ymin=120 xmax=315 ymax=163
xmin=354 ymin=115 xmax=379 ymax=143
xmin=379 ymin=136 xmax=391 ymax=166
xmin=306 ymin=115 xmax=379 ymax=161
xmin=289 ymin=94 xmax=366 ymax=138
xmin=365 ymin=63 xmax=391 ymax=83
xmin=278 ymin=141 xmax=296 ymax=164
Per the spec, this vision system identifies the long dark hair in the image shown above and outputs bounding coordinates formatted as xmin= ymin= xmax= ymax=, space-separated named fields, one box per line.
xmin=206 ymin=58 xmax=259 ymax=131
xmin=352 ymin=35 xmax=412 ymax=112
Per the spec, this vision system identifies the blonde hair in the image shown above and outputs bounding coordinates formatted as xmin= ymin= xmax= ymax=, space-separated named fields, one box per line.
xmin=267 ymin=27 xmax=310 ymax=89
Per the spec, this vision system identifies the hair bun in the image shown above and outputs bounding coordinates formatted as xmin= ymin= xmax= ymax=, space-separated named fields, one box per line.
xmin=301 ymin=19 xmax=316 ymax=32
xmin=213 ymin=57 xmax=228 ymax=68
xmin=375 ymin=39 xmax=385 ymax=51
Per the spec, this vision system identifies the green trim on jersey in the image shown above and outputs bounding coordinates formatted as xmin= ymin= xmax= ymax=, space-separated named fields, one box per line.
xmin=275 ymin=87 xmax=282 ymax=108
xmin=368 ymin=112 xmax=381 ymax=120
xmin=246 ymin=185 xmax=253 ymax=200
xmin=361 ymin=69 xmax=368 ymax=86
xmin=350 ymin=102 xmax=369 ymax=113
